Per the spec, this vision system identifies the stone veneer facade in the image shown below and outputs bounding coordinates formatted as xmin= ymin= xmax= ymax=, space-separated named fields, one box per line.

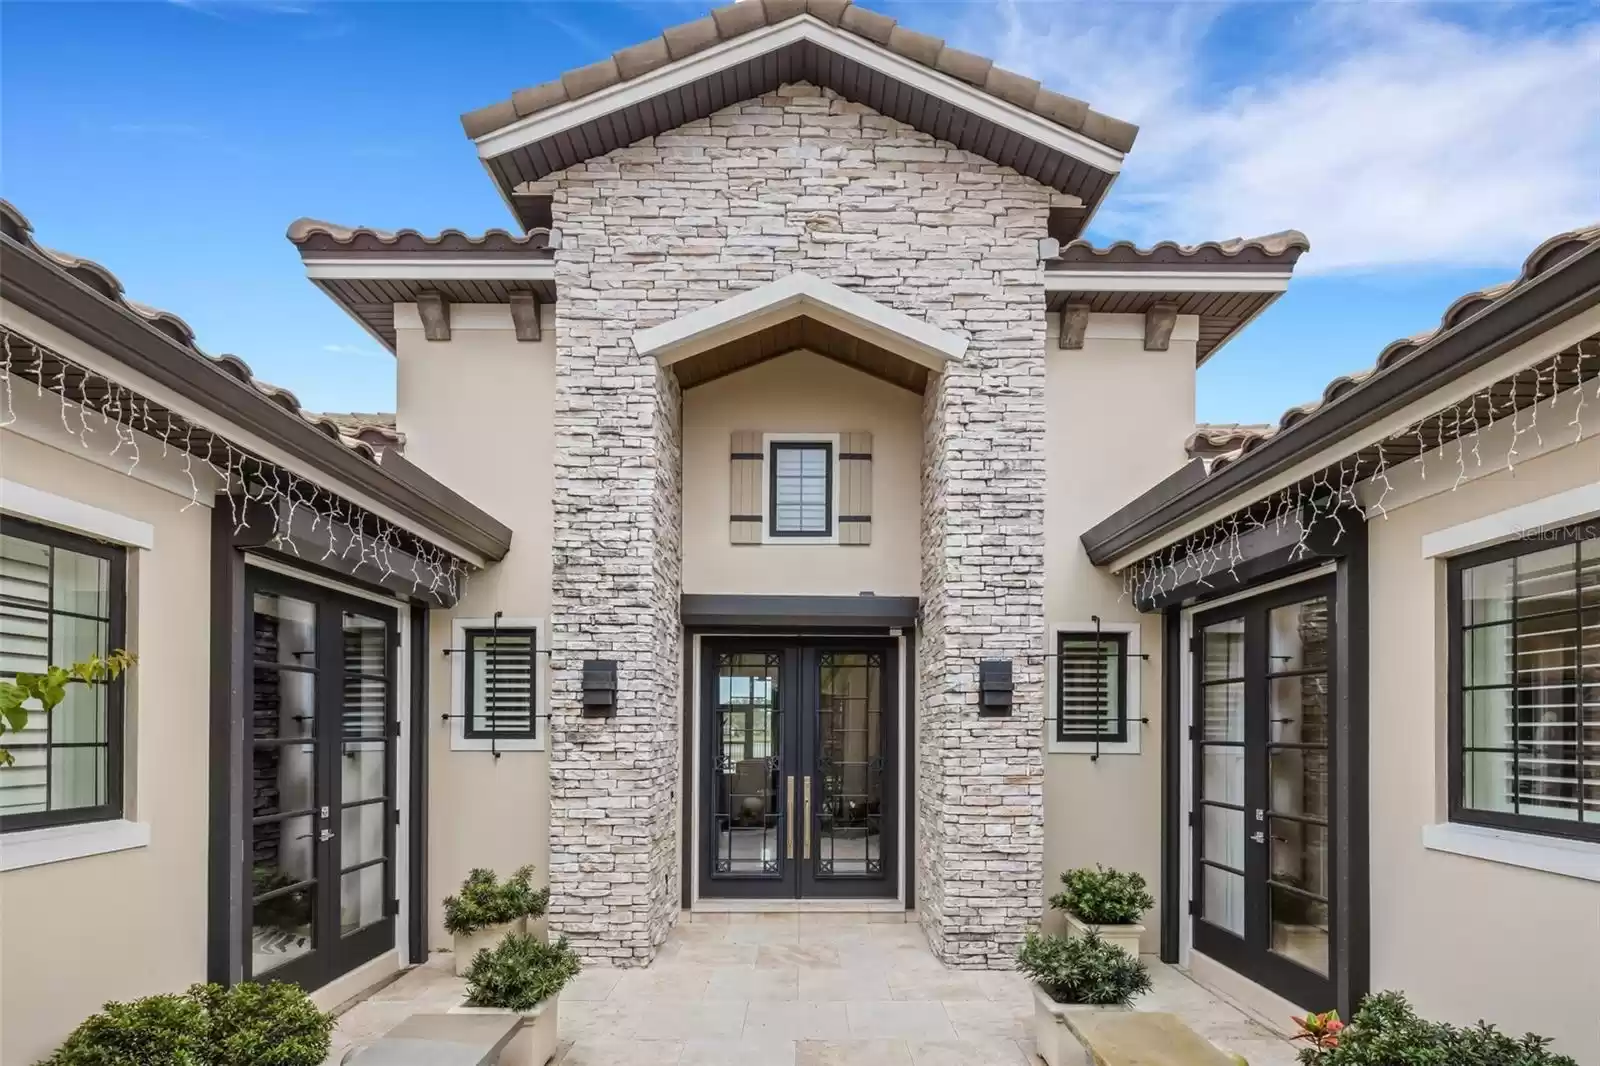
xmin=549 ymin=82 xmax=1047 ymax=967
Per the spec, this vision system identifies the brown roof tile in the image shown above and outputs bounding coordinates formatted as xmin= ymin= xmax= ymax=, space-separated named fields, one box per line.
xmin=286 ymin=219 xmax=551 ymax=256
xmin=1054 ymin=230 xmax=1311 ymax=269
xmin=459 ymin=0 xmax=1137 ymax=155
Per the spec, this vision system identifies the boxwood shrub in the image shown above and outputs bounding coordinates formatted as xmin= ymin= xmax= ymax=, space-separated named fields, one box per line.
xmin=1049 ymin=865 xmax=1155 ymax=926
xmin=463 ymin=933 xmax=582 ymax=1012
xmin=443 ymin=866 xmax=550 ymax=936
xmin=1016 ymin=930 xmax=1151 ymax=1007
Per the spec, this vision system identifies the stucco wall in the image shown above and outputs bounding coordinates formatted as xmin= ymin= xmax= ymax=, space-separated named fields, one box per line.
xmin=0 ymin=430 xmax=213 ymax=1065
xmin=681 ymin=349 xmax=923 ymax=597
xmin=395 ymin=308 xmax=555 ymax=945
xmin=1367 ymin=429 xmax=1600 ymax=1060
xmin=1042 ymin=313 xmax=1198 ymax=949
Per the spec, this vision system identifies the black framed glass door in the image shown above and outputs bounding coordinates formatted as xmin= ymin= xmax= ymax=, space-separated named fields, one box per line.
xmin=244 ymin=569 xmax=398 ymax=990
xmin=700 ymin=637 xmax=897 ymax=899
xmin=1193 ymin=579 xmax=1334 ymax=1010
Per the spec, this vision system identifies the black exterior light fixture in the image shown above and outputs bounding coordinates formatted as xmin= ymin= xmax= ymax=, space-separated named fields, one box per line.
xmin=978 ymin=659 xmax=1014 ymax=716
xmin=582 ymin=659 xmax=618 ymax=717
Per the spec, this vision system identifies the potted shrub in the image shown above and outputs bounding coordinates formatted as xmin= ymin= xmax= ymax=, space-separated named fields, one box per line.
xmin=41 ymin=981 xmax=331 ymax=1066
xmin=1293 ymin=991 xmax=1577 ymax=1066
xmin=1050 ymin=865 xmax=1154 ymax=957
xmin=1018 ymin=930 xmax=1152 ymax=1066
xmin=444 ymin=866 xmax=550 ymax=975
xmin=451 ymin=933 xmax=581 ymax=1066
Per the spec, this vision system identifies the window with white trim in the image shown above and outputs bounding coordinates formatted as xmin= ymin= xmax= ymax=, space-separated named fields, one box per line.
xmin=768 ymin=440 xmax=833 ymax=538
xmin=1450 ymin=524 xmax=1599 ymax=842
xmin=1056 ymin=631 xmax=1128 ymax=743
xmin=0 ymin=517 xmax=127 ymax=831
xmin=464 ymin=628 xmax=537 ymax=740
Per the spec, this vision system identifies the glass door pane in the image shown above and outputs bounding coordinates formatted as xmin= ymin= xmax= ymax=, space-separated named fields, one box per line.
xmin=711 ymin=652 xmax=784 ymax=877
xmin=1197 ymin=617 xmax=1246 ymax=937
xmin=249 ymin=593 xmax=320 ymax=978
xmin=813 ymin=652 xmax=884 ymax=879
xmin=339 ymin=611 xmax=392 ymax=938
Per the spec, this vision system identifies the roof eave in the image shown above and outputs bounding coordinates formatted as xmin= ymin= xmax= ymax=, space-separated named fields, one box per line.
xmin=2 ymin=236 xmax=514 ymax=562
xmin=1080 ymin=240 xmax=1600 ymax=568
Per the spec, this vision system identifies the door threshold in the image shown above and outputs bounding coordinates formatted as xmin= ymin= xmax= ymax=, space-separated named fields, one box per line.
xmin=689 ymin=899 xmax=910 ymax=918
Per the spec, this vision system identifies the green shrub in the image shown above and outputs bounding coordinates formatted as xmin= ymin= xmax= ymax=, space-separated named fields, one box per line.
xmin=40 ymin=994 xmax=209 ymax=1066
xmin=1016 ymin=930 xmax=1151 ymax=1006
xmin=39 ymin=982 xmax=329 ymax=1066
xmin=192 ymin=982 xmax=332 ymax=1066
xmin=463 ymin=933 xmax=582 ymax=1012
xmin=1296 ymin=991 xmax=1576 ymax=1066
xmin=444 ymin=866 xmax=548 ymax=935
xmin=1049 ymin=865 xmax=1155 ymax=926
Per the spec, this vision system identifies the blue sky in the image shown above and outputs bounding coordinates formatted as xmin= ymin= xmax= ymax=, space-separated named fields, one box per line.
xmin=3 ymin=1 xmax=1597 ymax=423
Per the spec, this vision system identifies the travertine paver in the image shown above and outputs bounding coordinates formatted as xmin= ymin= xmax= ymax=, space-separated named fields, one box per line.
xmin=326 ymin=915 xmax=1298 ymax=1066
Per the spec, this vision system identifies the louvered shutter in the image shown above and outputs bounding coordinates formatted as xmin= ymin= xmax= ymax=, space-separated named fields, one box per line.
xmin=467 ymin=630 xmax=537 ymax=738
xmin=1056 ymin=632 xmax=1126 ymax=742
xmin=729 ymin=431 xmax=763 ymax=545
xmin=838 ymin=432 xmax=873 ymax=546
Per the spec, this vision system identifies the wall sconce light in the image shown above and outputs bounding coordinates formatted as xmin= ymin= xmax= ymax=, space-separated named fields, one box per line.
xmin=978 ymin=659 xmax=1013 ymax=717
xmin=582 ymin=659 xmax=618 ymax=717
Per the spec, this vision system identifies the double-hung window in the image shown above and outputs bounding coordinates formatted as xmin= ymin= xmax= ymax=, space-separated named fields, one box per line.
xmin=769 ymin=441 xmax=833 ymax=538
xmin=1450 ymin=525 xmax=1599 ymax=841
xmin=464 ymin=628 xmax=537 ymax=740
xmin=0 ymin=517 xmax=127 ymax=831
xmin=1055 ymin=630 xmax=1128 ymax=744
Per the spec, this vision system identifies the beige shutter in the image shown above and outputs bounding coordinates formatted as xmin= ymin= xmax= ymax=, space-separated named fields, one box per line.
xmin=729 ymin=431 xmax=764 ymax=544
xmin=838 ymin=431 xmax=873 ymax=546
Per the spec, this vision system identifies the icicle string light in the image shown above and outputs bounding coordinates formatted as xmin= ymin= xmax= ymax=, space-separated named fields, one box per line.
xmin=1117 ymin=336 xmax=1600 ymax=608
xmin=0 ymin=329 xmax=467 ymax=600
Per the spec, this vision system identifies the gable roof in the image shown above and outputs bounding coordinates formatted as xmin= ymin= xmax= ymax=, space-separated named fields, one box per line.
xmin=1081 ymin=220 xmax=1600 ymax=567
xmin=0 ymin=199 xmax=511 ymax=563
xmin=463 ymin=0 xmax=1136 ymax=232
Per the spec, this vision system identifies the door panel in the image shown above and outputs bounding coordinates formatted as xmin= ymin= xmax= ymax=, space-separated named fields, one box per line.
xmin=1192 ymin=581 xmax=1335 ymax=1011
xmin=700 ymin=638 xmax=897 ymax=900
xmin=244 ymin=572 xmax=397 ymax=990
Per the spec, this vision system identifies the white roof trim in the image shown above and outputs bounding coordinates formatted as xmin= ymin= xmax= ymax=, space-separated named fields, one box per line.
xmin=303 ymin=259 xmax=554 ymax=282
xmin=632 ymin=271 xmax=967 ymax=371
xmin=1045 ymin=270 xmax=1292 ymax=294
xmin=475 ymin=15 xmax=1125 ymax=175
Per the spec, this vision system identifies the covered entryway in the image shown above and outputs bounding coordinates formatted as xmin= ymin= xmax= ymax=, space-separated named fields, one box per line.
xmin=699 ymin=637 xmax=899 ymax=900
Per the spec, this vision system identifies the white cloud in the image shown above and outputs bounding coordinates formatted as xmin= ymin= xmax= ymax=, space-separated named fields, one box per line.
xmin=322 ymin=343 xmax=378 ymax=356
xmin=949 ymin=2 xmax=1600 ymax=271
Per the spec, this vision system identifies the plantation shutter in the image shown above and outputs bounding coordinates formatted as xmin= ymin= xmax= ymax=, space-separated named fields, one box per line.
xmin=729 ymin=431 xmax=763 ymax=545
xmin=467 ymin=630 xmax=537 ymax=738
xmin=1056 ymin=632 xmax=1124 ymax=741
xmin=0 ymin=542 xmax=51 ymax=815
xmin=838 ymin=431 xmax=873 ymax=546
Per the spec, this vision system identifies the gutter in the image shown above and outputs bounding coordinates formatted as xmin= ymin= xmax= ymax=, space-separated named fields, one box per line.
xmin=1081 ymin=241 xmax=1600 ymax=567
xmin=1 ymin=239 xmax=513 ymax=562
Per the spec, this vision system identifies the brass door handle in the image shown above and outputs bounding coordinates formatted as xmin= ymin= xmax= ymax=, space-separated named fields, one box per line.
xmin=803 ymin=776 xmax=812 ymax=860
xmin=786 ymin=776 xmax=795 ymax=859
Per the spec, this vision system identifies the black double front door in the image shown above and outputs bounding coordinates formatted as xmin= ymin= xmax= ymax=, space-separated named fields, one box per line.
xmin=243 ymin=568 xmax=399 ymax=989
xmin=700 ymin=638 xmax=898 ymax=899
xmin=1192 ymin=578 xmax=1336 ymax=1010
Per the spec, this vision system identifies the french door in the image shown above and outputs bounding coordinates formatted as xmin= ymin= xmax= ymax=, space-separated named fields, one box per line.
xmin=1192 ymin=579 xmax=1335 ymax=1010
xmin=700 ymin=637 xmax=898 ymax=899
xmin=243 ymin=568 xmax=399 ymax=990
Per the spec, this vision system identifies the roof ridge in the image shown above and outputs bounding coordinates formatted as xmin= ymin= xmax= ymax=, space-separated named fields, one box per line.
xmin=0 ymin=198 xmax=383 ymax=464
xmin=459 ymin=0 xmax=1137 ymax=154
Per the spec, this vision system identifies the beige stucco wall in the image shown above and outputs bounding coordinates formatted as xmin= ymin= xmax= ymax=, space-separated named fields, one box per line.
xmin=0 ymin=429 xmax=213 ymax=1065
xmin=395 ymin=307 xmax=556 ymax=945
xmin=1041 ymin=314 xmax=1198 ymax=949
xmin=681 ymin=349 xmax=923 ymax=598
xmin=1367 ymin=429 xmax=1600 ymax=1060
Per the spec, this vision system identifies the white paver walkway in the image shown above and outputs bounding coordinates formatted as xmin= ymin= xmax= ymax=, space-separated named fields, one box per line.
xmin=327 ymin=914 xmax=1298 ymax=1065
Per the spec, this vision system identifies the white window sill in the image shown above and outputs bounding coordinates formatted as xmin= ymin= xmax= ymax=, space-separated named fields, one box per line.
xmin=1 ymin=818 xmax=151 ymax=872
xmin=1421 ymin=822 xmax=1600 ymax=883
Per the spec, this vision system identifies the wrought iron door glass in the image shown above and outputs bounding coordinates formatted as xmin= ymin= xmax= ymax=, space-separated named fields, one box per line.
xmin=713 ymin=652 xmax=784 ymax=875
xmin=814 ymin=652 xmax=883 ymax=877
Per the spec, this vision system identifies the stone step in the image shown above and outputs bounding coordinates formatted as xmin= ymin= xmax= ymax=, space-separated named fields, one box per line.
xmin=340 ymin=1012 xmax=521 ymax=1066
xmin=1063 ymin=1010 xmax=1245 ymax=1066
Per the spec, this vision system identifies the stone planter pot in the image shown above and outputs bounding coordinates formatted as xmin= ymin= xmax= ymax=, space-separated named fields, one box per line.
xmin=451 ymin=996 xmax=560 ymax=1066
xmin=1032 ymin=984 xmax=1129 ymax=1066
xmin=453 ymin=918 xmax=527 ymax=976
xmin=527 ymin=912 xmax=549 ymax=943
xmin=1065 ymin=912 xmax=1145 ymax=958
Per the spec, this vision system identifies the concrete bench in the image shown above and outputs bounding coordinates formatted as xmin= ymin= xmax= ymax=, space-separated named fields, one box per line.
xmin=1062 ymin=1010 xmax=1247 ymax=1066
xmin=340 ymin=1012 xmax=521 ymax=1066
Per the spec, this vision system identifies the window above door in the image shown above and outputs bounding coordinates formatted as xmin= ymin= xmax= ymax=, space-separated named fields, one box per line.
xmin=761 ymin=433 xmax=840 ymax=545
